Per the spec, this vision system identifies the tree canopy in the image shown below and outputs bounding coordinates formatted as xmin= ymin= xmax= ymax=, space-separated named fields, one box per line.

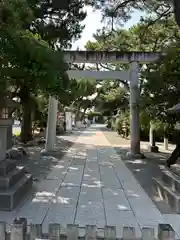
xmin=0 ymin=0 xmax=87 ymax=142
xmin=84 ymin=13 xmax=180 ymax=140
xmin=26 ymin=0 xmax=86 ymax=48
xmin=86 ymin=0 xmax=180 ymax=29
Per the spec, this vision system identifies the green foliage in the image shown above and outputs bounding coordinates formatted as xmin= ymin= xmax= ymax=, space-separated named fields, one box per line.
xmin=95 ymin=80 xmax=129 ymax=116
xmin=85 ymin=16 xmax=180 ymax=142
xmin=0 ymin=0 xmax=33 ymax=29
xmin=114 ymin=111 xmax=130 ymax=136
xmin=31 ymin=94 xmax=48 ymax=129
xmin=87 ymin=111 xmax=102 ymax=117
xmin=87 ymin=111 xmax=103 ymax=122
xmin=27 ymin=0 xmax=86 ymax=48
xmin=87 ymin=0 xmax=180 ymax=29
xmin=0 ymin=0 xmax=72 ymax=142
xmin=70 ymin=78 xmax=97 ymax=110
xmin=141 ymin=45 xmax=180 ymax=124
xmin=86 ymin=17 xmax=180 ymax=52
xmin=0 ymin=0 xmax=69 ymax=98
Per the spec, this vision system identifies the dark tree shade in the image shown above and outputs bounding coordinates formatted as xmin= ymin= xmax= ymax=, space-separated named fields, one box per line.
xmin=52 ymin=0 xmax=72 ymax=9
xmin=174 ymin=0 xmax=180 ymax=27
xmin=26 ymin=0 xmax=86 ymax=48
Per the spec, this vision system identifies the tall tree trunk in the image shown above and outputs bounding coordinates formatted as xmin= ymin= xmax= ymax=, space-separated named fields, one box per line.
xmin=81 ymin=107 xmax=87 ymax=121
xmin=20 ymin=88 xmax=33 ymax=143
xmin=21 ymin=99 xmax=33 ymax=143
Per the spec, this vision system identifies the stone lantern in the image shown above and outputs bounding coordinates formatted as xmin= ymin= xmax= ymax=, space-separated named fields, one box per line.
xmin=0 ymin=96 xmax=19 ymax=152
xmin=0 ymin=95 xmax=32 ymax=211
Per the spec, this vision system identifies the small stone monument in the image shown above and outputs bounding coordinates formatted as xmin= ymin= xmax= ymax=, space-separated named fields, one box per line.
xmin=5 ymin=96 xmax=20 ymax=149
xmin=65 ymin=108 xmax=72 ymax=131
xmin=148 ymin=122 xmax=159 ymax=153
xmin=0 ymin=94 xmax=33 ymax=211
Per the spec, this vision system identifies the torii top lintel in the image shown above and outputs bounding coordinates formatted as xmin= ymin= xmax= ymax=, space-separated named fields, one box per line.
xmin=63 ymin=51 xmax=164 ymax=64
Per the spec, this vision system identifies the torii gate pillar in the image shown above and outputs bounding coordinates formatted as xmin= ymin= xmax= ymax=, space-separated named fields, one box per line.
xmin=45 ymin=96 xmax=58 ymax=151
xmin=129 ymin=62 xmax=142 ymax=157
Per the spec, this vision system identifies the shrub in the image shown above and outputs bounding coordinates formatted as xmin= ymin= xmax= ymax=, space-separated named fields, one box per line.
xmin=106 ymin=119 xmax=111 ymax=128
xmin=111 ymin=116 xmax=116 ymax=130
xmin=107 ymin=110 xmax=175 ymax=143
xmin=115 ymin=111 xmax=130 ymax=137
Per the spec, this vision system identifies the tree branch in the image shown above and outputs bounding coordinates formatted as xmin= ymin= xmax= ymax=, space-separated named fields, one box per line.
xmin=113 ymin=0 xmax=134 ymax=13
xmin=139 ymin=7 xmax=172 ymax=39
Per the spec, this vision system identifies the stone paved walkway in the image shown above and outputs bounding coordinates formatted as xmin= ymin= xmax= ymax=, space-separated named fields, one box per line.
xmin=0 ymin=124 xmax=179 ymax=238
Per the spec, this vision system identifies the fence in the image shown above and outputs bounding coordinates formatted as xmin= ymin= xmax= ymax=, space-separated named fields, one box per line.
xmin=0 ymin=218 xmax=176 ymax=240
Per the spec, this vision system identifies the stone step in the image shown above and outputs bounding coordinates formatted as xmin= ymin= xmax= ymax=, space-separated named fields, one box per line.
xmin=153 ymin=177 xmax=180 ymax=213
xmin=0 ymin=159 xmax=16 ymax=176
xmin=0 ymin=166 xmax=25 ymax=190
xmin=161 ymin=168 xmax=180 ymax=193
xmin=0 ymin=174 xmax=33 ymax=211
xmin=170 ymin=165 xmax=180 ymax=177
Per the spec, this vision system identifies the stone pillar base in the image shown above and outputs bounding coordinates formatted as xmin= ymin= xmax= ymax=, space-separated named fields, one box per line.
xmin=126 ymin=152 xmax=145 ymax=159
xmin=40 ymin=149 xmax=60 ymax=157
xmin=0 ymin=159 xmax=33 ymax=211
xmin=148 ymin=145 xmax=159 ymax=153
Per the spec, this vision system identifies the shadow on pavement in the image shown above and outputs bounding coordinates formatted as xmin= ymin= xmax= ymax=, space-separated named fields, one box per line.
xmin=15 ymin=137 xmax=79 ymax=181
xmin=102 ymin=127 xmax=173 ymax=214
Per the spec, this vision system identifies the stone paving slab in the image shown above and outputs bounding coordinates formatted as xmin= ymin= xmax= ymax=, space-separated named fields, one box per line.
xmin=16 ymin=199 xmax=49 ymax=224
xmin=1 ymin=125 xmax=180 ymax=238
xmin=100 ymin=166 xmax=122 ymax=189
xmin=85 ymin=162 xmax=99 ymax=168
xmin=82 ymin=179 xmax=102 ymax=187
xmin=79 ymin=185 xmax=102 ymax=204
xmin=122 ymin=179 xmax=148 ymax=197
xmin=75 ymin=201 xmax=105 ymax=227
xmin=43 ymin=206 xmax=76 ymax=230
xmin=102 ymin=188 xmax=131 ymax=211
xmin=36 ymin=179 xmax=62 ymax=197
xmin=86 ymin=156 xmax=98 ymax=161
xmin=71 ymin=158 xmax=86 ymax=165
xmin=105 ymin=210 xmax=142 ymax=238
xmin=15 ymin=179 xmax=62 ymax=224
xmin=83 ymin=167 xmax=100 ymax=181
xmin=62 ymin=166 xmax=84 ymax=187
xmin=54 ymin=186 xmax=80 ymax=207
xmin=45 ymin=167 xmax=68 ymax=180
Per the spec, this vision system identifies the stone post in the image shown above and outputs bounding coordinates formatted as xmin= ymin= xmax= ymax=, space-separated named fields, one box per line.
xmin=45 ymin=96 xmax=58 ymax=152
xmin=164 ymin=126 xmax=168 ymax=150
xmin=164 ymin=137 xmax=168 ymax=150
xmin=72 ymin=114 xmax=75 ymax=127
xmin=129 ymin=62 xmax=142 ymax=157
xmin=148 ymin=122 xmax=159 ymax=152
xmin=65 ymin=111 xmax=72 ymax=131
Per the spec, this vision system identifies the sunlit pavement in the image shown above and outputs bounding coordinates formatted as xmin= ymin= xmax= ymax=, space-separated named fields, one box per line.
xmin=1 ymin=124 xmax=180 ymax=238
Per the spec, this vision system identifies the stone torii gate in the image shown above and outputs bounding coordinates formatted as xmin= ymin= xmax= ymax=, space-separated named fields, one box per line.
xmin=44 ymin=51 xmax=162 ymax=157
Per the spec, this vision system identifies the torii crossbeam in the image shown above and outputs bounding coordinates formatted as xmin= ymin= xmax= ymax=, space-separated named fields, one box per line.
xmin=44 ymin=51 xmax=162 ymax=158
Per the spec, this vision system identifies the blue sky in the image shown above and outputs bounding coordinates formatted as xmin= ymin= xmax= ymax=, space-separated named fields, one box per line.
xmin=72 ymin=7 xmax=144 ymax=50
